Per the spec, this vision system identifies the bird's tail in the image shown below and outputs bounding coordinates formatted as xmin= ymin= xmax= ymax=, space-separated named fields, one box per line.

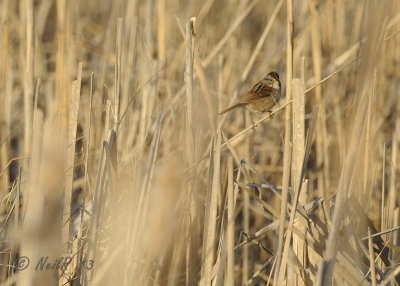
xmin=218 ymin=103 xmax=244 ymax=115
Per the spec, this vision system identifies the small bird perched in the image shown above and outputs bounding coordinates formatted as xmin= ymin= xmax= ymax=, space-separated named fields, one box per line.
xmin=219 ymin=71 xmax=281 ymax=119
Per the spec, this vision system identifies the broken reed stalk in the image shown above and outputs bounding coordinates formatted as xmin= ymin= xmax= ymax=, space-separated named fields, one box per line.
xmin=274 ymin=0 xmax=293 ymax=284
xmin=184 ymin=17 xmax=198 ymax=285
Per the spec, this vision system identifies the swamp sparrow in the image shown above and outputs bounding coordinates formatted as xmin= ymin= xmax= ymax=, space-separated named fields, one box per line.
xmin=219 ymin=71 xmax=281 ymax=118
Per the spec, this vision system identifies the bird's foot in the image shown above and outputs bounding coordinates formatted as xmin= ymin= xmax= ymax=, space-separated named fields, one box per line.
xmin=268 ymin=111 xmax=274 ymax=119
xmin=251 ymin=115 xmax=257 ymax=130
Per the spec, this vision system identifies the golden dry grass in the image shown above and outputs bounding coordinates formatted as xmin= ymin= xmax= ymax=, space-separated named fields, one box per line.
xmin=0 ymin=0 xmax=400 ymax=285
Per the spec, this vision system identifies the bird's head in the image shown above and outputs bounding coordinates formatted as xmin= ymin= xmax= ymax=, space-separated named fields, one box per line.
xmin=267 ymin=71 xmax=280 ymax=81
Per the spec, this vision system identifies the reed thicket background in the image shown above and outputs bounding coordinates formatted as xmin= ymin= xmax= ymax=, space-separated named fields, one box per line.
xmin=0 ymin=0 xmax=400 ymax=285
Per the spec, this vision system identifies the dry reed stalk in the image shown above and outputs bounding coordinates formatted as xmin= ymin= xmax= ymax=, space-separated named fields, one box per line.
xmin=388 ymin=123 xmax=397 ymax=229
xmin=214 ymin=178 xmax=231 ymax=286
xmin=309 ymin=0 xmax=328 ymax=200
xmin=55 ymin=0 xmax=68 ymax=140
xmin=226 ymin=157 xmax=234 ymax=285
xmin=120 ymin=20 xmax=137 ymax=148
xmin=0 ymin=0 xmax=9 ymax=198
xmin=391 ymin=208 xmax=399 ymax=285
xmin=61 ymin=63 xmax=82 ymax=284
xmin=274 ymin=0 xmax=293 ymax=284
xmin=193 ymin=54 xmax=216 ymax=133
xmin=364 ymin=70 xmax=375 ymax=192
xmin=292 ymin=76 xmax=305 ymax=285
xmin=200 ymin=139 xmax=215 ymax=283
xmin=202 ymin=132 xmax=221 ymax=286
xmin=114 ymin=18 xmax=123 ymax=133
xmin=84 ymin=141 xmax=107 ymax=284
xmin=62 ymin=63 xmax=82 ymax=237
xmin=292 ymin=77 xmax=305 ymax=197
xmin=184 ymin=17 xmax=199 ymax=285
xmin=217 ymin=54 xmax=223 ymax=119
xmin=19 ymin=110 xmax=45 ymax=286
xmin=137 ymin=2 xmax=156 ymax=145
xmin=157 ymin=0 xmax=166 ymax=60
xmin=104 ymin=99 xmax=111 ymax=141
xmin=75 ymin=72 xmax=94 ymax=285
xmin=214 ymin=230 xmax=226 ymax=285
xmin=242 ymin=162 xmax=249 ymax=284
xmin=23 ymin=0 xmax=33 ymax=157
xmin=1 ymin=0 xmax=8 ymax=85
xmin=185 ymin=18 xmax=195 ymax=165
xmin=9 ymin=167 xmax=21 ymax=278
xmin=381 ymin=143 xmax=386 ymax=234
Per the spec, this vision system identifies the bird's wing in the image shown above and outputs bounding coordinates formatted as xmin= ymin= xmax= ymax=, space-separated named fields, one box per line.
xmin=239 ymin=83 xmax=276 ymax=104
xmin=219 ymin=82 xmax=277 ymax=115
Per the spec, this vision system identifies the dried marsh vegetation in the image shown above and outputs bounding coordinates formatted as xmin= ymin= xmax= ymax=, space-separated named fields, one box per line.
xmin=0 ymin=0 xmax=400 ymax=285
